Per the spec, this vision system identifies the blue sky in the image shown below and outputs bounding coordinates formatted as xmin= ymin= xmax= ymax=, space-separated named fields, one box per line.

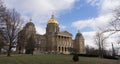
xmin=3 ymin=0 xmax=120 ymax=48
xmin=58 ymin=0 xmax=99 ymax=35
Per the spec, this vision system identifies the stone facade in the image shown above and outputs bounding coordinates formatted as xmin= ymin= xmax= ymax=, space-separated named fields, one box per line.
xmin=17 ymin=14 xmax=86 ymax=54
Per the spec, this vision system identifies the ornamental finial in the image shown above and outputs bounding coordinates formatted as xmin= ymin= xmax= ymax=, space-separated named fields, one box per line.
xmin=51 ymin=12 xmax=54 ymax=19
xmin=30 ymin=18 xmax=32 ymax=22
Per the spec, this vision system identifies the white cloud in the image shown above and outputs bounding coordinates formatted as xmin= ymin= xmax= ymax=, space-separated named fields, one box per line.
xmin=59 ymin=25 xmax=66 ymax=31
xmin=86 ymin=0 xmax=120 ymax=15
xmin=100 ymin=0 xmax=120 ymax=15
xmin=35 ymin=25 xmax=46 ymax=35
xmin=82 ymin=31 xmax=120 ymax=49
xmin=86 ymin=0 xmax=102 ymax=7
xmin=72 ymin=14 xmax=113 ymax=30
xmin=72 ymin=0 xmax=120 ymax=48
xmin=3 ymin=0 xmax=77 ymax=34
xmin=82 ymin=31 xmax=96 ymax=47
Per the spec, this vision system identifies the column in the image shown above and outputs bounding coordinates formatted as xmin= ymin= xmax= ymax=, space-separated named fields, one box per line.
xmin=63 ymin=47 xmax=65 ymax=53
xmin=57 ymin=46 xmax=59 ymax=52
xmin=60 ymin=47 xmax=62 ymax=53
xmin=57 ymin=36 xmax=59 ymax=52
xmin=66 ymin=37 xmax=69 ymax=54
xmin=65 ymin=37 xmax=67 ymax=53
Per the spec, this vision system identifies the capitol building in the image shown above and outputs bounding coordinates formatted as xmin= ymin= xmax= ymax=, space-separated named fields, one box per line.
xmin=17 ymin=14 xmax=86 ymax=54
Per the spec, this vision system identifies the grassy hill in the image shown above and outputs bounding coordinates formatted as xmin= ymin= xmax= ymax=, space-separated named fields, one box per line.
xmin=0 ymin=54 xmax=119 ymax=64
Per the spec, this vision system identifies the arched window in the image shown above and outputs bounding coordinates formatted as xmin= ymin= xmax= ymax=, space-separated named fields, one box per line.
xmin=59 ymin=47 xmax=60 ymax=52
xmin=65 ymin=47 xmax=66 ymax=52
xmin=62 ymin=47 xmax=63 ymax=52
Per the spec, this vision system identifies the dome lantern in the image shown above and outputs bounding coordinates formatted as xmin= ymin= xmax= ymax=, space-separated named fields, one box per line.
xmin=25 ymin=18 xmax=35 ymax=26
xmin=47 ymin=14 xmax=58 ymax=24
xmin=30 ymin=18 xmax=32 ymax=22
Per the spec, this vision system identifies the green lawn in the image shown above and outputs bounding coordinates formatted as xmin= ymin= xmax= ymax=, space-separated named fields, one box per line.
xmin=0 ymin=54 xmax=119 ymax=64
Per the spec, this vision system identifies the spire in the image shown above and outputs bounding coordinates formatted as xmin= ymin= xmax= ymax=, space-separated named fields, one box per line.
xmin=111 ymin=42 xmax=115 ymax=56
xmin=78 ymin=30 xmax=80 ymax=33
xmin=51 ymin=12 xmax=54 ymax=19
xmin=30 ymin=18 xmax=32 ymax=22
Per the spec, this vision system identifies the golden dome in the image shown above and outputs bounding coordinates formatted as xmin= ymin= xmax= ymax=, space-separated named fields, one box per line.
xmin=48 ymin=14 xmax=58 ymax=24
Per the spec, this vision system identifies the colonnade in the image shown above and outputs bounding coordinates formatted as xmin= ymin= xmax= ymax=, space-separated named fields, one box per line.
xmin=56 ymin=35 xmax=72 ymax=54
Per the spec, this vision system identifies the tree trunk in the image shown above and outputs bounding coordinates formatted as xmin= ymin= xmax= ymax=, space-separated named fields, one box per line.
xmin=0 ymin=48 xmax=1 ymax=54
xmin=7 ymin=43 xmax=12 ymax=57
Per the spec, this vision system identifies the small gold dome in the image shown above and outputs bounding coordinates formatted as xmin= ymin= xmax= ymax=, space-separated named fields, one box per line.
xmin=48 ymin=18 xmax=58 ymax=24
xmin=48 ymin=14 xmax=58 ymax=24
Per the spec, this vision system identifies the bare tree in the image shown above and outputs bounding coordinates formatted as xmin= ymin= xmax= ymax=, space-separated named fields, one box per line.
xmin=100 ymin=6 xmax=120 ymax=56
xmin=85 ymin=45 xmax=99 ymax=56
xmin=94 ymin=32 xmax=107 ymax=58
xmin=102 ymin=6 xmax=120 ymax=34
xmin=0 ymin=0 xmax=6 ymax=53
xmin=100 ymin=6 xmax=120 ymax=40
xmin=115 ymin=38 xmax=120 ymax=55
xmin=0 ymin=1 xmax=23 ymax=56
